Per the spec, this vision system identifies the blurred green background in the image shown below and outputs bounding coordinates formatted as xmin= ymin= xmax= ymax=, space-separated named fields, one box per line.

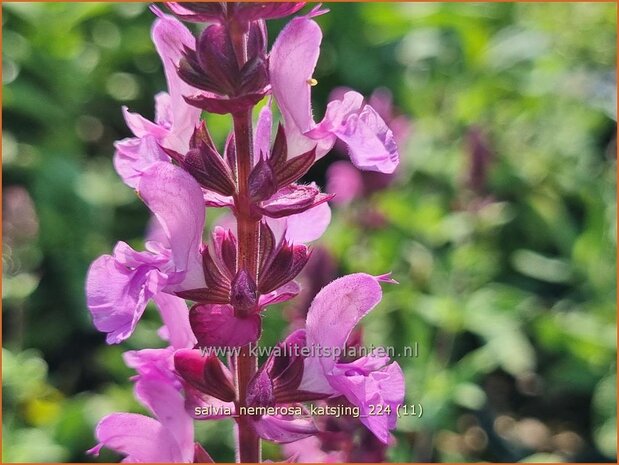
xmin=2 ymin=2 xmax=616 ymax=463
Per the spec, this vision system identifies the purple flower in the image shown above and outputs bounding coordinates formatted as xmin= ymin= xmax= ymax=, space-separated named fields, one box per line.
xmin=269 ymin=15 xmax=399 ymax=173
xmin=89 ymin=358 xmax=198 ymax=462
xmin=325 ymin=87 xmax=412 ymax=205
xmin=87 ymin=4 xmax=406 ymax=461
xmin=153 ymin=293 xmax=197 ymax=350
xmin=331 ymin=86 xmax=412 ymax=148
xmin=298 ymin=273 xmax=405 ymax=443
xmin=89 ymin=296 xmax=205 ymax=463
xmin=86 ymin=162 xmax=205 ymax=343
xmin=114 ymin=8 xmax=201 ymax=188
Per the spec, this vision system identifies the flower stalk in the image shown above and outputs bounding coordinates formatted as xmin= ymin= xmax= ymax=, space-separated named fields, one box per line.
xmin=228 ymin=16 xmax=262 ymax=460
xmin=85 ymin=4 xmax=405 ymax=463
xmin=233 ymin=109 xmax=261 ymax=465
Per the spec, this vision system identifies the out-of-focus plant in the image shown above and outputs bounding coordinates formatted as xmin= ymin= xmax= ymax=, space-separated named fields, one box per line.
xmin=3 ymin=2 xmax=616 ymax=463
xmin=319 ymin=3 xmax=617 ymax=462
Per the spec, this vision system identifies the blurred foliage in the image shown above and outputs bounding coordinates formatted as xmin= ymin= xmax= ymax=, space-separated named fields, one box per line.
xmin=2 ymin=2 xmax=616 ymax=463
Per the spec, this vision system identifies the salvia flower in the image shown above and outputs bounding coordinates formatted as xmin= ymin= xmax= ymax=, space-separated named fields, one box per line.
xmin=89 ymin=294 xmax=209 ymax=462
xmin=86 ymin=162 xmax=205 ymax=343
xmin=269 ymin=14 xmax=399 ymax=173
xmin=298 ymin=273 xmax=405 ymax=444
xmin=115 ymin=9 xmax=200 ymax=188
xmin=86 ymin=3 xmax=404 ymax=462
xmin=326 ymin=87 xmax=412 ymax=205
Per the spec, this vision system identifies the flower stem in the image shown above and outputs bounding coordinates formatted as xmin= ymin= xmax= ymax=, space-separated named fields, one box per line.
xmin=235 ymin=345 xmax=260 ymax=463
xmin=229 ymin=18 xmax=261 ymax=462
xmin=234 ymin=112 xmax=260 ymax=285
xmin=232 ymin=111 xmax=261 ymax=463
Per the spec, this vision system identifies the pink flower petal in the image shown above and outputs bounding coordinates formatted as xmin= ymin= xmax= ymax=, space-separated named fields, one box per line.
xmin=269 ymin=16 xmax=335 ymax=159
xmin=90 ymin=413 xmax=185 ymax=462
xmin=138 ymin=162 xmax=205 ymax=291
xmin=285 ymin=201 xmax=331 ymax=243
xmin=253 ymin=415 xmax=318 ymax=444
xmin=314 ymin=91 xmax=399 ymax=173
xmin=254 ymin=103 xmax=273 ymax=162
xmin=258 ymin=281 xmax=301 ymax=307
xmin=203 ymin=189 xmax=234 ymax=208
xmin=269 ymin=16 xmax=321 ymax=135
xmin=112 ymin=240 xmax=169 ymax=268
xmin=151 ymin=11 xmax=201 ymax=153
xmin=299 ymin=274 xmax=384 ymax=393
xmin=113 ymin=135 xmax=168 ymax=189
xmin=328 ymin=360 xmax=404 ymax=444
xmin=266 ymin=201 xmax=332 ymax=244
xmin=123 ymin=347 xmax=178 ymax=387
xmin=153 ymin=293 xmax=196 ymax=350
xmin=305 ymin=273 xmax=383 ymax=370
xmin=133 ymin=377 xmax=194 ymax=462
xmin=122 ymin=106 xmax=168 ymax=140
xmin=154 ymin=92 xmax=173 ymax=126
xmin=86 ymin=255 xmax=167 ymax=344
xmin=332 ymin=103 xmax=399 ymax=174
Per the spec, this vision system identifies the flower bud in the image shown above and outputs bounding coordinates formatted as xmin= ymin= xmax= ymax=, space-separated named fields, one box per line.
xmin=212 ymin=227 xmax=238 ymax=278
xmin=196 ymin=24 xmax=237 ymax=95
xmin=246 ymin=368 xmax=275 ymax=409
xmin=178 ymin=22 xmax=269 ymax=115
xmin=257 ymin=183 xmax=333 ymax=218
xmin=248 ymin=157 xmax=278 ymax=202
xmin=182 ymin=143 xmax=236 ymax=196
xmin=259 ymin=241 xmax=309 ymax=294
xmin=190 ymin=304 xmax=261 ymax=348
xmin=174 ymin=350 xmax=236 ymax=403
xmin=230 ymin=268 xmax=258 ymax=314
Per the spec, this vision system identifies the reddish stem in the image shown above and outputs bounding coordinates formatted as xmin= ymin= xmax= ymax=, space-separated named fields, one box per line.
xmin=233 ymin=111 xmax=261 ymax=464
xmin=230 ymin=22 xmax=261 ymax=463
xmin=234 ymin=112 xmax=260 ymax=287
